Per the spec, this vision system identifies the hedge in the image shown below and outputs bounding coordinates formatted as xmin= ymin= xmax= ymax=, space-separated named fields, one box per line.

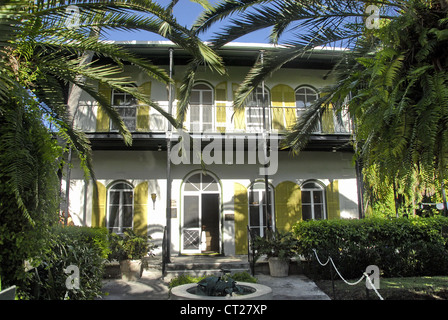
xmin=23 ymin=226 xmax=110 ymax=300
xmin=292 ymin=216 xmax=448 ymax=278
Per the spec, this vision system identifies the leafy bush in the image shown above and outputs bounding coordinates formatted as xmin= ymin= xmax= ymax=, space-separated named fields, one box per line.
xmin=108 ymin=229 xmax=156 ymax=261
xmin=293 ymin=216 xmax=448 ymax=279
xmin=253 ymin=230 xmax=299 ymax=261
xmin=24 ymin=226 xmax=110 ymax=300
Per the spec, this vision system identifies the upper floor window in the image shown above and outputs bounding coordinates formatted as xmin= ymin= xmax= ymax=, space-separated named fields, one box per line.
xmin=111 ymin=86 xmax=137 ymax=131
xmin=247 ymin=87 xmax=270 ymax=131
xmin=296 ymin=86 xmax=320 ymax=132
xmin=189 ymin=83 xmax=213 ymax=132
xmin=108 ymin=182 xmax=134 ymax=234
xmin=301 ymin=181 xmax=326 ymax=220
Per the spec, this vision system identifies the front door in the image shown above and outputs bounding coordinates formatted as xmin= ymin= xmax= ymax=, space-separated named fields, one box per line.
xmin=182 ymin=172 xmax=220 ymax=254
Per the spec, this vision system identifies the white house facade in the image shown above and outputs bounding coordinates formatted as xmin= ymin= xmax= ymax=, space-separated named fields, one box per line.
xmin=66 ymin=42 xmax=362 ymax=257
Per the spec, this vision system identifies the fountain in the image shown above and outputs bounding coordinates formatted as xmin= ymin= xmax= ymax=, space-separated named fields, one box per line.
xmin=170 ymin=274 xmax=272 ymax=300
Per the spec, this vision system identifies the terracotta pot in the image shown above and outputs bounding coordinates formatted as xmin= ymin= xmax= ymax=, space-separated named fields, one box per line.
xmin=268 ymin=257 xmax=289 ymax=277
xmin=120 ymin=260 xmax=142 ymax=281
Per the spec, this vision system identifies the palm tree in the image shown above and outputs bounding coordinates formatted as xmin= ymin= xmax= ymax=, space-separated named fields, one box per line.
xmin=0 ymin=0 xmax=225 ymax=219
xmin=190 ymin=0 xmax=448 ymax=215
xmin=0 ymin=0 xmax=226 ymax=290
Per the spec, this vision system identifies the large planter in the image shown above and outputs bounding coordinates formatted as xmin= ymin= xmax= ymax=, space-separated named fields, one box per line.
xmin=170 ymin=282 xmax=272 ymax=300
xmin=120 ymin=260 xmax=142 ymax=281
xmin=268 ymin=257 xmax=289 ymax=277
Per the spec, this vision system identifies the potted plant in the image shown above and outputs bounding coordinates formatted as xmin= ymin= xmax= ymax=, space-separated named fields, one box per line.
xmin=253 ymin=230 xmax=299 ymax=277
xmin=108 ymin=229 xmax=156 ymax=281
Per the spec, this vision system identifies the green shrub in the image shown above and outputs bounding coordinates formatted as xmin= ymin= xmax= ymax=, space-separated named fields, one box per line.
xmin=108 ymin=229 xmax=156 ymax=261
xmin=25 ymin=225 xmax=109 ymax=300
xmin=293 ymin=216 xmax=448 ymax=279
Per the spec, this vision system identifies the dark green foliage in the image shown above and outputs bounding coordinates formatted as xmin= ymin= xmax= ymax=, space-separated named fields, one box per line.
xmin=24 ymin=226 xmax=110 ymax=300
xmin=293 ymin=216 xmax=448 ymax=279
xmin=0 ymin=98 xmax=61 ymax=294
xmin=253 ymin=230 xmax=300 ymax=261
xmin=108 ymin=229 xmax=156 ymax=261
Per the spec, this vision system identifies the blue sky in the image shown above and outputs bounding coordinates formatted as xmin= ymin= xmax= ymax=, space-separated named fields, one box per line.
xmin=104 ymin=0 xmax=271 ymax=43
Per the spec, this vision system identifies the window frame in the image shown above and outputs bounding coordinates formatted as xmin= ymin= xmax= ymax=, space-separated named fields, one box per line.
xmin=188 ymin=83 xmax=214 ymax=132
xmin=107 ymin=182 xmax=134 ymax=234
xmin=246 ymin=86 xmax=270 ymax=132
xmin=110 ymin=85 xmax=138 ymax=132
xmin=301 ymin=180 xmax=327 ymax=221
xmin=295 ymin=85 xmax=320 ymax=132
xmin=248 ymin=181 xmax=274 ymax=237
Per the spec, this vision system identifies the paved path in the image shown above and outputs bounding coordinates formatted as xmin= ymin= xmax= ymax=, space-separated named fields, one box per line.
xmin=98 ymin=270 xmax=330 ymax=300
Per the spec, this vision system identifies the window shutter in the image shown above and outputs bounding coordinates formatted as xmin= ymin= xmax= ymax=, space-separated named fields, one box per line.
xmin=232 ymin=83 xmax=246 ymax=130
xmin=275 ymin=181 xmax=301 ymax=232
xmin=234 ymin=182 xmax=248 ymax=254
xmin=325 ymin=180 xmax=340 ymax=219
xmin=96 ymin=82 xmax=111 ymax=132
xmin=320 ymin=93 xmax=335 ymax=133
xmin=133 ymin=182 xmax=149 ymax=237
xmin=271 ymin=85 xmax=296 ymax=131
xmin=284 ymin=88 xmax=297 ymax=130
xmin=271 ymin=85 xmax=285 ymax=130
xmin=215 ymin=82 xmax=227 ymax=133
xmin=91 ymin=181 xmax=107 ymax=227
xmin=137 ymin=82 xmax=151 ymax=132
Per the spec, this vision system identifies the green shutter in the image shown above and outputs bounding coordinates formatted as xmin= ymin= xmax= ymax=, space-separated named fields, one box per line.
xmin=326 ymin=180 xmax=340 ymax=220
xmin=215 ymin=81 xmax=227 ymax=133
xmin=96 ymin=82 xmax=111 ymax=132
xmin=232 ymin=83 xmax=246 ymax=130
xmin=137 ymin=82 xmax=151 ymax=132
xmin=133 ymin=182 xmax=148 ymax=237
xmin=92 ymin=181 xmax=107 ymax=227
xmin=275 ymin=181 xmax=301 ymax=232
xmin=234 ymin=182 xmax=248 ymax=254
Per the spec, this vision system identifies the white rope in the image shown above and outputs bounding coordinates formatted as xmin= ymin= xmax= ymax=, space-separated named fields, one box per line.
xmin=364 ymin=272 xmax=384 ymax=300
xmin=312 ymin=249 xmax=384 ymax=300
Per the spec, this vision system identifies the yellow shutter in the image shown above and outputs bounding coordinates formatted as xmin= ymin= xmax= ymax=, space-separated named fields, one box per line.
xmin=96 ymin=82 xmax=111 ymax=132
xmin=275 ymin=181 xmax=301 ymax=232
xmin=137 ymin=82 xmax=151 ymax=132
xmin=232 ymin=83 xmax=246 ymax=130
xmin=234 ymin=182 xmax=248 ymax=254
xmin=271 ymin=85 xmax=285 ymax=131
xmin=320 ymin=93 xmax=335 ymax=133
xmin=271 ymin=85 xmax=296 ymax=131
xmin=92 ymin=181 xmax=107 ymax=227
xmin=326 ymin=180 xmax=340 ymax=220
xmin=133 ymin=182 xmax=149 ymax=237
xmin=284 ymin=89 xmax=297 ymax=130
xmin=215 ymin=81 xmax=227 ymax=133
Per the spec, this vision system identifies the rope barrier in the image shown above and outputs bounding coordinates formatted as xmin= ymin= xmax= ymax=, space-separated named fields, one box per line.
xmin=312 ymin=249 xmax=384 ymax=300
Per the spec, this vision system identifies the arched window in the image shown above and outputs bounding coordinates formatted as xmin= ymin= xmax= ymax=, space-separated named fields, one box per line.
xmin=301 ymin=181 xmax=326 ymax=220
xmin=247 ymin=87 xmax=270 ymax=131
xmin=107 ymin=182 xmax=134 ymax=234
xmin=295 ymin=86 xmax=320 ymax=132
xmin=111 ymin=84 xmax=138 ymax=131
xmin=248 ymin=182 xmax=274 ymax=237
xmin=189 ymin=83 xmax=214 ymax=132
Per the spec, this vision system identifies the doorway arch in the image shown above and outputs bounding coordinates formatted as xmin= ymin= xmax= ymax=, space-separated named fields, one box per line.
xmin=181 ymin=171 xmax=221 ymax=254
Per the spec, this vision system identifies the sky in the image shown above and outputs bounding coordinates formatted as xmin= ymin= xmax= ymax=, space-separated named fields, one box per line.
xmin=103 ymin=0 xmax=272 ymax=43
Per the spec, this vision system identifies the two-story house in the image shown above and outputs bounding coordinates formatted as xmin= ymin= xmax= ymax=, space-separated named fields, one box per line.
xmin=67 ymin=41 xmax=361 ymax=257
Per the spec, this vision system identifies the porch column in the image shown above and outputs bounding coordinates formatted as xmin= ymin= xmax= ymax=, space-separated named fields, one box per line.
xmin=165 ymin=47 xmax=174 ymax=262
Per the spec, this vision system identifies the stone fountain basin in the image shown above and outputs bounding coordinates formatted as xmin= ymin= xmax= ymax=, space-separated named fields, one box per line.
xmin=170 ymin=282 xmax=272 ymax=300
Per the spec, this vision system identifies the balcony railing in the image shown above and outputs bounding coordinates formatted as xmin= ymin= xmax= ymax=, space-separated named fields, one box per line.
xmin=91 ymin=103 xmax=353 ymax=135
